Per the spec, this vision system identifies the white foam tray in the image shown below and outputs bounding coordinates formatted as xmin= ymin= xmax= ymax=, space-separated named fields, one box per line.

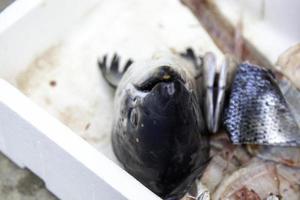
xmin=213 ymin=0 xmax=300 ymax=64
xmin=0 ymin=0 xmax=221 ymax=199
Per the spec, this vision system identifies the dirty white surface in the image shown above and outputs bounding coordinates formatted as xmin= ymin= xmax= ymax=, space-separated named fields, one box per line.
xmin=0 ymin=79 xmax=160 ymax=200
xmin=1 ymin=0 xmax=299 ymax=199
xmin=0 ymin=1 xmax=55 ymax=200
xmin=0 ymin=0 xmax=222 ymax=199
xmin=13 ymin=0 xmax=222 ymax=162
xmin=214 ymin=0 xmax=300 ymax=64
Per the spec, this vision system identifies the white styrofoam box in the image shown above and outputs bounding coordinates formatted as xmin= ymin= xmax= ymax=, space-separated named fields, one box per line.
xmin=214 ymin=0 xmax=300 ymax=64
xmin=0 ymin=0 xmax=222 ymax=199
xmin=0 ymin=79 xmax=160 ymax=200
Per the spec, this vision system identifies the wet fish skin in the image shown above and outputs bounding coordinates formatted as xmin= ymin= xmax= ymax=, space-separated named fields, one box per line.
xmin=107 ymin=55 xmax=210 ymax=199
xmin=224 ymin=63 xmax=300 ymax=146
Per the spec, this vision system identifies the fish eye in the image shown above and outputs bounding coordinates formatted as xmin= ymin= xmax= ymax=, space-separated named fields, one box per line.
xmin=129 ymin=108 xmax=139 ymax=128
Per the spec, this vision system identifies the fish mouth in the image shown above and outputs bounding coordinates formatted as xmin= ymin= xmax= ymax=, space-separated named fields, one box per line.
xmin=134 ymin=66 xmax=186 ymax=92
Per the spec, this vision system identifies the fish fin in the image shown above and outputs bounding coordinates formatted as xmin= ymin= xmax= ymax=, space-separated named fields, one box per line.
xmin=213 ymin=55 xmax=238 ymax=133
xmin=212 ymin=56 xmax=227 ymax=133
xmin=203 ymin=53 xmax=238 ymax=133
xmin=180 ymin=47 xmax=203 ymax=78
xmin=180 ymin=48 xmax=225 ymax=133
xmin=203 ymin=52 xmax=217 ymax=133
xmin=224 ymin=63 xmax=300 ymax=146
xmin=98 ymin=53 xmax=133 ymax=88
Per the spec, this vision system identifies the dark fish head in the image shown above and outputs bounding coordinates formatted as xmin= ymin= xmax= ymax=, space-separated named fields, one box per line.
xmin=125 ymin=66 xmax=198 ymax=146
xmin=113 ymin=64 xmax=209 ymax=198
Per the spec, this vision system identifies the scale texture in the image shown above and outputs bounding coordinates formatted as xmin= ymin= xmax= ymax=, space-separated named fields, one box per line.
xmin=224 ymin=63 xmax=300 ymax=146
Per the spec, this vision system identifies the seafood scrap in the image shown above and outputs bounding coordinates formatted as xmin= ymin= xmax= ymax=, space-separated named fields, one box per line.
xmin=98 ymin=46 xmax=300 ymax=199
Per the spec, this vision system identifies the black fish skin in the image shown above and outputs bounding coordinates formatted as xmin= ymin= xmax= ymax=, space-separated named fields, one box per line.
xmin=98 ymin=52 xmax=210 ymax=199
xmin=224 ymin=63 xmax=300 ymax=146
xmin=112 ymin=77 xmax=209 ymax=199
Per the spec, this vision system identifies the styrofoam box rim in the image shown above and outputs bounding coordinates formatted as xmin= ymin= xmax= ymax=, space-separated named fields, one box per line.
xmin=0 ymin=0 xmax=160 ymax=199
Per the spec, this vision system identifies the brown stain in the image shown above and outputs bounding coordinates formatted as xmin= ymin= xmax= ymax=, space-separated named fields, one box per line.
xmin=16 ymin=171 xmax=45 ymax=196
xmin=57 ymin=105 xmax=96 ymax=133
xmin=246 ymin=144 xmax=261 ymax=156
xmin=16 ymin=44 xmax=61 ymax=95
xmin=233 ymin=186 xmax=261 ymax=200
xmin=49 ymin=80 xmax=57 ymax=87
xmin=181 ymin=0 xmax=272 ymax=68
xmin=58 ymin=106 xmax=79 ymax=128
xmin=281 ymin=159 xmax=295 ymax=167
xmin=85 ymin=123 xmax=91 ymax=130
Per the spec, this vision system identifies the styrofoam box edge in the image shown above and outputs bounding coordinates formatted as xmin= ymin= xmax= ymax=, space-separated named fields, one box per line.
xmin=0 ymin=0 xmax=160 ymax=198
xmin=0 ymin=0 xmax=101 ymax=83
xmin=0 ymin=79 xmax=160 ymax=199
xmin=214 ymin=0 xmax=300 ymax=64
